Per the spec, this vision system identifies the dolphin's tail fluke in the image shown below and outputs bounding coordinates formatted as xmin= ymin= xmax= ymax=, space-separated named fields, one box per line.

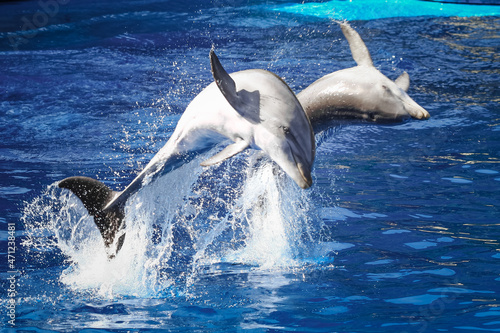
xmin=58 ymin=176 xmax=125 ymax=258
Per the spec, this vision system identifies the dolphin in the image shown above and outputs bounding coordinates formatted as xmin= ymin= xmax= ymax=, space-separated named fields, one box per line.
xmin=298 ymin=22 xmax=430 ymax=127
xmin=59 ymin=50 xmax=315 ymax=257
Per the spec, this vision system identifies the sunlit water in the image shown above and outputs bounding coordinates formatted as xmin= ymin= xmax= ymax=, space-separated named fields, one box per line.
xmin=1 ymin=0 xmax=499 ymax=332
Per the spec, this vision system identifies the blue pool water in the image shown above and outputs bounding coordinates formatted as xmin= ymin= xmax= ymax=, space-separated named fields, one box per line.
xmin=1 ymin=0 xmax=499 ymax=332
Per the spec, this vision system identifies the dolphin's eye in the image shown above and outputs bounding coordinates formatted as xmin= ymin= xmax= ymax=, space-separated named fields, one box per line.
xmin=281 ymin=126 xmax=290 ymax=135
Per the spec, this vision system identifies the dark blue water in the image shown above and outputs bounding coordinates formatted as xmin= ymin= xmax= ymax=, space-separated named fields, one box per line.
xmin=1 ymin=0 xmax=499 ymax=332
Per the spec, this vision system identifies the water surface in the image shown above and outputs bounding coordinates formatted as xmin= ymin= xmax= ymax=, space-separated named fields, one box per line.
xmin=1 ymin=0 xmax=499 ymax=332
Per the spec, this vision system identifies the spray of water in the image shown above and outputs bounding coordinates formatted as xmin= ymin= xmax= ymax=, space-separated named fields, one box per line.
xmin=223 ymin=157 xmax=315 ymax=268
xmin=21 ymin=150 xmax=322 ymax=298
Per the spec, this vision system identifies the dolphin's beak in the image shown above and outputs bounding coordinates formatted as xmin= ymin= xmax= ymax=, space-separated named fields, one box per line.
xmin=296 ymin=160 xmax=313 ymax=189
xmin=286 ymin=133 xmax=314 ymax=189
xmin=402 ymin=94 xmax=430 ymax=120
xmin=260 ymin=132 xmax=314 ymax=190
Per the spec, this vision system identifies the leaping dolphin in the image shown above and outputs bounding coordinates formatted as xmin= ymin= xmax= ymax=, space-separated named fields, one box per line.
xmin=298 ymin=22 xmax=430 ymax=127
xmin=59 ymin=50 xmax=315 ymax=257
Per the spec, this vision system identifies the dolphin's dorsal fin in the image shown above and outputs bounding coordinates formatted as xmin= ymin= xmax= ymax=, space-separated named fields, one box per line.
xmin=200 ymin=139 xmax=250 ymax=166
xmin=395 ymin=71 xmax=410 ymax=92
xmin=340 ymin=22 xmax=373 ymax=67
xmin=210 ymin=49 xmax=237 ymax=102
xmin=209 ymin=49 xmax=261 ymax=124
xmin=59 ymin=176 xmax=125 ymax=257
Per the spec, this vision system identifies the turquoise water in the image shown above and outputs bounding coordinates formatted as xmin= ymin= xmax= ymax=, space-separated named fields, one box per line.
xmin=273 ymin=0 xmax=500 ymax=20
xmin=1 ymin=0 xmax=499 ymax=332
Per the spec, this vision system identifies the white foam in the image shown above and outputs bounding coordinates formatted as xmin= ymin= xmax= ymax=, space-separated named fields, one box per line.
xmin=221 ymin=161 xmax=315 ymax=269
xmin=22 ymin=153 xmax=323 ymax=297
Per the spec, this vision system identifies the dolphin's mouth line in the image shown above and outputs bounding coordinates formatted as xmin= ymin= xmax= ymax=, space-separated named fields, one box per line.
xmin=287 ymin=142 xmax=312 ymax=189
xmin=286 ymin=130 xmax=311 ymax=167
xmin=298 ymin=162 xmax=312 ymax=188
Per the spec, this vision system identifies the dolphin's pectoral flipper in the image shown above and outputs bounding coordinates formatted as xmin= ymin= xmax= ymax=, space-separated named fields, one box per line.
xmin=340 ymin=22 xmax=373 ymax=67
xmin=395 ymin=72 xmax=410 ymax=92
xmin=59 ymin=176 xmax=125 ymax=257
xmin=200 ymin=139 xmax=250 ymax=166
xmin=209 ymin=50 xmax=261 ymax=124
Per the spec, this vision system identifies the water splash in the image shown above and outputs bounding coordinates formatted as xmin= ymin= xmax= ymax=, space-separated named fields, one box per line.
xmin=223 ymin=158 xmax=315 ymax=268
xmin=21 ymin=151 xmax=321 ymax=298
